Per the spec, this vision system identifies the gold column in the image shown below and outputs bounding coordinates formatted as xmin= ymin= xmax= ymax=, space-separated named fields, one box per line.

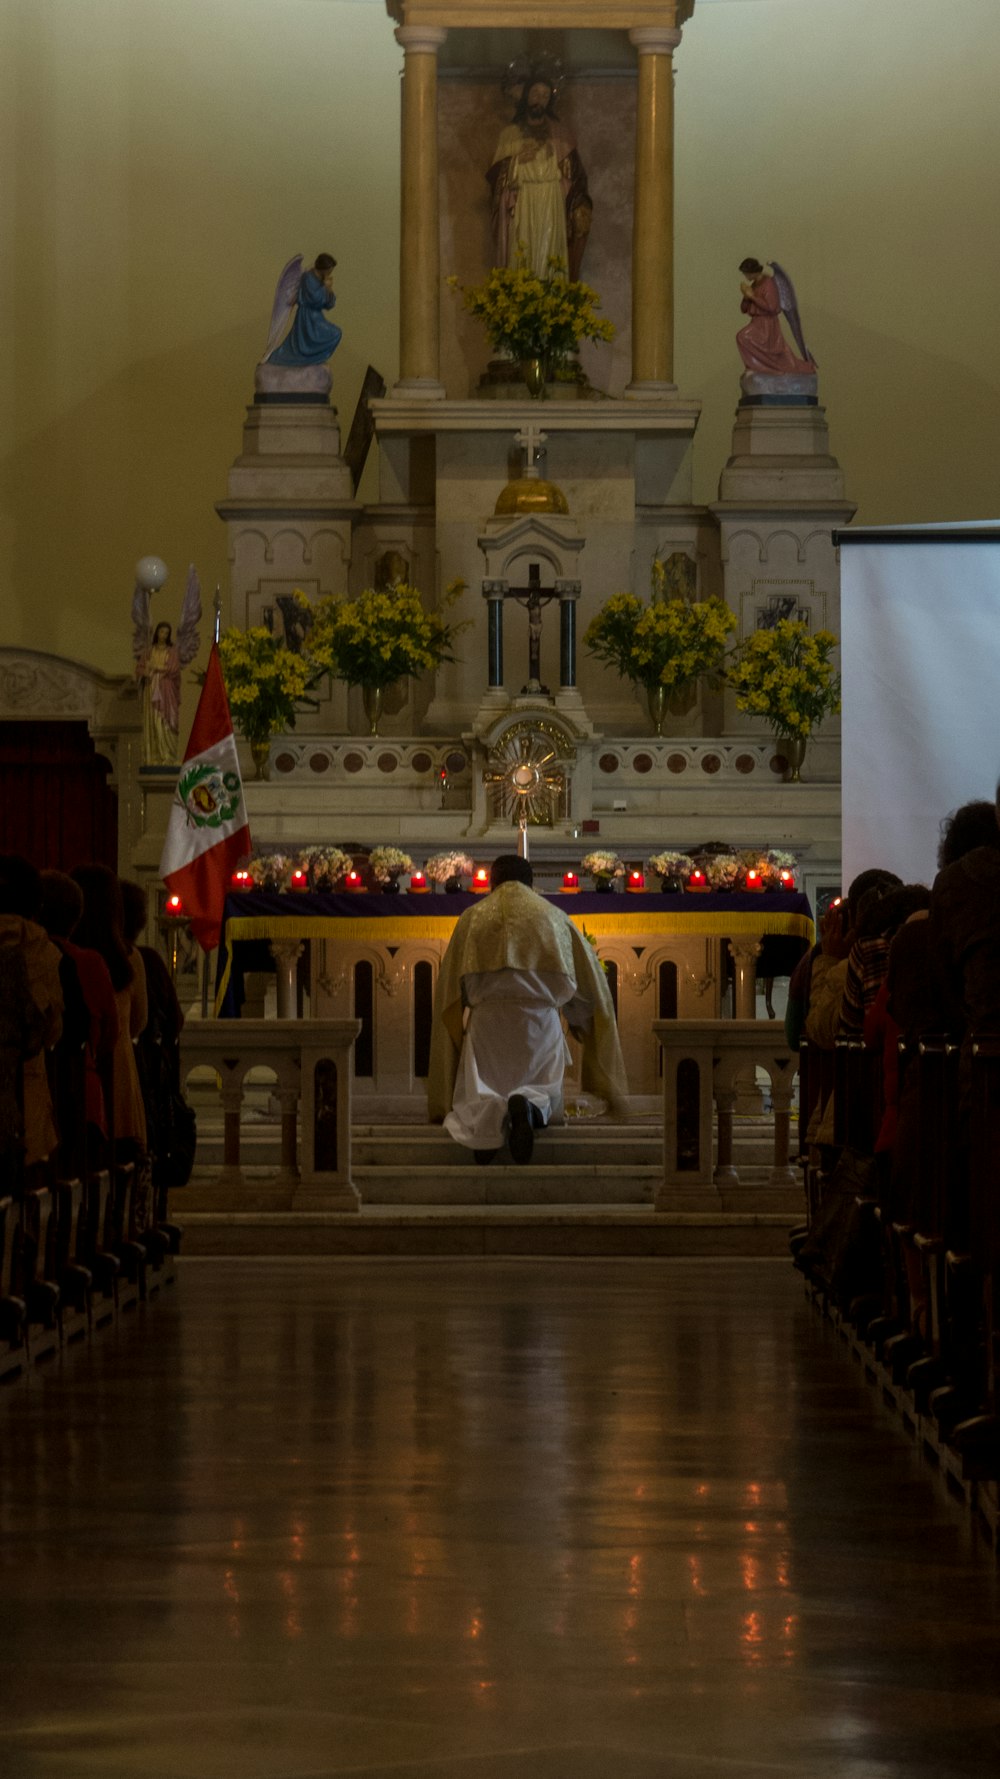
xmin=627 ymin=25 xmax=682 ymax=398
xmin=394 ymin=24 xmax=447 ymax=399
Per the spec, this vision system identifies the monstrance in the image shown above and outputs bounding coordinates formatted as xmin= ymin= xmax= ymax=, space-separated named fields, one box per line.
xmin=482 ymin=721 xmax=571 ymax=859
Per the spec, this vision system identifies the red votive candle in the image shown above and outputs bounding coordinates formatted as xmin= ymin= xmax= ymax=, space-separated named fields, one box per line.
xmin=687 ymin=868 xmax=708 ymax=893
xmin=745 ymin=869 xmax=764 ymax=892
xmin=471 ymin=867 xmax=490 ymax=893
xmin=627 ymin=870 xmax=645 ymax=893
xmin=780 ymin=869 xmax=795 ymax=890
xmin=164 ymin=892 xmax=184 ymax=918
xmin=409 ymin=871 xmax=428 ymax=893
xmin=231 ymin=869 xmax=251 ymax=891
xmin=562 ymin=871 xmax=579 ymax=893
xmin=289 ymin=868 xmax=308 ymax=892
xmin=344 ymin=870 xmax=364 ymax=893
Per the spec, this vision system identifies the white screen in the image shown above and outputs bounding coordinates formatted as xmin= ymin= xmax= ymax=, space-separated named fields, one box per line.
xmin=840 ymin=530 xmax=1000 ymax=887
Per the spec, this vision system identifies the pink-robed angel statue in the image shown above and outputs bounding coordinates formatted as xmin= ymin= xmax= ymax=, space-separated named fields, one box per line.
xmin=736 ymin=258 xmax=816 ymax=377
xmin=133 ymin=566 xmax=201 ymax=766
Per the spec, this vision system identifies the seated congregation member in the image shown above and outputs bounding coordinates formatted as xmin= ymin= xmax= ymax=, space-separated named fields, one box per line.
xmin=0 ymin=916 xmax=50 ymax=1187
xmin=38 ymin=869 xmax=119 ymax=1158
xmin=427 ymin=854 xmax=628 ymax=1165
xmin=120 ymin=880 xmax=183 ymax=1054
xmin=930 ymin=780 xmax=1000 ymax=1038
xmin=0 ymin=854 xmax=63 ymax=1170
xmin=120 ymin=879 xmax=192 ymax=1187
xmin=803 ymin=870 xmax=901 ymax=1055
xmin=837 ymin=884 xmax=931 ymax=1040
xmin=873 ymin=800 xmax=1000 ymax=1319
xmin=72 ymin=865 xmax=148 ymax=1155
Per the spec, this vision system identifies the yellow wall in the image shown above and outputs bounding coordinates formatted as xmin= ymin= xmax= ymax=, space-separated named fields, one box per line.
xmin=2 ymin=0 xmax=998 ymax=672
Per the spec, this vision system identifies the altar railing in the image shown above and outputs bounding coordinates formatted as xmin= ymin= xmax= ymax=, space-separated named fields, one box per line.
xmin=180 ymin=1016 xmax=801 ymax=1216
xmin=181 ymin=1019 xmax=361 ymax=1212
xmin=653 ymin=1019 xmax=800 ymax=1210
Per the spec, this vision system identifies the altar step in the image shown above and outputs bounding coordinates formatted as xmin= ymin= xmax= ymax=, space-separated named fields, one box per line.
xmin=182 ymin=1115 xmax=804 ymax=1218
xmin=175 ymin=1205 xmax=799 ymax=1258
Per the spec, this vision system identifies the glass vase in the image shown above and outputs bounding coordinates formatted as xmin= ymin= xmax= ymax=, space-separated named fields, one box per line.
xmin=361 ymin=685 xmax=384 ymax=737
xmin=249 ymin=739 xmax=270 ymax=780
xmin=782 ymin=736 xmax=807 ymax=783
xmin=646 ymin=685 xmax=668 ymax=735
xmin=521 ymin=357 xmax=547 ymax=399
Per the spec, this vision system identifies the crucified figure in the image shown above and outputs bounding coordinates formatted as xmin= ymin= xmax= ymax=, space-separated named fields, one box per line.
xmin=511 ymin=562 xmax=555 ymax=693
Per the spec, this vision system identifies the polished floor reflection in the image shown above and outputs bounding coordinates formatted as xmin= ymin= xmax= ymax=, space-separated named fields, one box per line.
xmin=1 ymin=1258 xmax=999 ymax=1778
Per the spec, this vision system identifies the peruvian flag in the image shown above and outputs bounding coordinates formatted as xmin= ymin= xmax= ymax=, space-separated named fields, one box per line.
xmin=160 ymin=644 xmax=251 ymax=951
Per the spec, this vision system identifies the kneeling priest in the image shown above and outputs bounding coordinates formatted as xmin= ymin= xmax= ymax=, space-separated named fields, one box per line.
xmin=427 ymin=855 xmax=628 ymax=1164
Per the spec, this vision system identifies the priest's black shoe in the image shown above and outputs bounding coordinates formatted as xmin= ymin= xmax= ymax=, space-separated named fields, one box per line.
xmin=507 ymin=1095 xmax=537 ymax=1165
xmin=474 ymin=1148 xmax=498 ymax=1167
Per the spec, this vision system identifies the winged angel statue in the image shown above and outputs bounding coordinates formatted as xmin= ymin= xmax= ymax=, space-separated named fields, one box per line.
xmin=736 ymin=257 xmax=816 ymax=378
xmin=132 ymin=565 xmax=202 ymax=766
xmin=260 ymin=252 xmax=342 ymax=367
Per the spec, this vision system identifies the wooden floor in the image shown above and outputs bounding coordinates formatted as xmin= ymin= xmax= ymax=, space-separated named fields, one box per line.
xmin=2 ymin=1258 xmax=999 ymax=1778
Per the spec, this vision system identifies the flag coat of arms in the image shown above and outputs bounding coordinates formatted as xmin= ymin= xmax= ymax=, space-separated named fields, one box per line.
xmin=160 ymin=644 xmax=251 ymax=950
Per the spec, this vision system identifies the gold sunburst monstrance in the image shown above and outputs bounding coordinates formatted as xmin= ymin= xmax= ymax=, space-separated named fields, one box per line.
xmin=483 ymin=721 xmax=574 ymax=857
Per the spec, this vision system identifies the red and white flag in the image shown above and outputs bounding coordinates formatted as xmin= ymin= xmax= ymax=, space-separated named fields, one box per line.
xmin=160 ymin=644 xmax=251 ymax=951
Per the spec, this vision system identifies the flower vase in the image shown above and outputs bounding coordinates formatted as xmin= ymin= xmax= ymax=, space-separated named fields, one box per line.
xmin=444 ymin=876 xmax=463 ymax=894
xmin=646 ymin=684 xmax=668 ymax=736
xmin=660 ymin=878 xmax=683 ymax=894
xmin=381 ymin=878 xmax=400 ymax=895
xmin=521 ymin=357 xmax=547 ymax=400
xmin=593 ymin=877 xmax=614 ymax=894
xmin=249 ymin=739 xmax=270 ymax=781
xmin=361 ymin=685 xmax=384 ymax=737
xmin=782 ymin=736 xmax=807 ymax=783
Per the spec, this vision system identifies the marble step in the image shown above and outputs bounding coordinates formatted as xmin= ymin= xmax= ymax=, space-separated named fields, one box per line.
xmin=192 ymin=1116 xmax=786 ymax=1171
xmin=176 ymin=1205 xmax=798 ymax=1258
xmin=352 ymin=1163 xmax=660 ymax=1206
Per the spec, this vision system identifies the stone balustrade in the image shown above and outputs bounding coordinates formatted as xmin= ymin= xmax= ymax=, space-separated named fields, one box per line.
xmin=653 ymin=1019 xmax=800 ymax=1212
xmin=181 ymin=1019 xmax=361 ymax=1212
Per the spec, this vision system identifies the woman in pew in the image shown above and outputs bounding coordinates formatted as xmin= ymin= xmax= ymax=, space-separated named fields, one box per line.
xmin=0 ymin=855 xmax=63 ymax=1173
xmin=119 ymin=879 xmax=191 ymax=1188
xmin=71 ymin=865 xmax=148 ymax=1155
xmin=38 ymin=870 xmax=119 ymax=1163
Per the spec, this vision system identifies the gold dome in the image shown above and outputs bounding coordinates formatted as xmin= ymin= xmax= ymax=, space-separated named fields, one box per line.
xmin=494 ymin=477 xmax=569 ymax=516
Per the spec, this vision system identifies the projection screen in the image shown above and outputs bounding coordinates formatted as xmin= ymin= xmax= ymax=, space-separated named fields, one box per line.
xmin=838 ymin=526 xmax=1000 ymax=888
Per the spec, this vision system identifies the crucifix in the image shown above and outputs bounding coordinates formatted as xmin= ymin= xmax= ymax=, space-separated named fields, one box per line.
xmin=511 ymin=562 xmax=556 ymax=694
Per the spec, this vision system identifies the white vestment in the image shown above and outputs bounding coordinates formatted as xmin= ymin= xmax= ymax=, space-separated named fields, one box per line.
xmin=444 ymin=968 xmax=592 ymax=1150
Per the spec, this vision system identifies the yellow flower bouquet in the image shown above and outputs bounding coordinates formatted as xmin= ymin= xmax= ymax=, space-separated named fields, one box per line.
xmin=218 ymin=626 xmax=316 ymax=746
xmin=307 ymin=581 xmax=465 ymax=690
xmin=727 ymin=620 xmax=841 ymax=740
xmin=449 ymin=255 xmax=614 ymax=368
xmin=585 ymin=562 xmax=736 ymax=695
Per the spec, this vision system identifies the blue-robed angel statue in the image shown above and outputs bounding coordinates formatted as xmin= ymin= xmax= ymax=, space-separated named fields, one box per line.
xmin=261 ymin=252 xmax=342 ymax=366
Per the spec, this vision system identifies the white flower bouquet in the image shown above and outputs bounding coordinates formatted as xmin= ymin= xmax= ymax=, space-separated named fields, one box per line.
xmin=647 ymin=851 xmax=694 ymax=881
xmin=368 ymin=845 xmax=415 ymax=884
xmin=581 ymin=850 xmax=624 ymax=884
xmin=424 ymin=850 xmax=475 ymax=885
xmin=304 ymin=845 xmax=354 ymax=890
xmin=246 ymin=850 xmax=291 ymax=890
xmin=702 ymin=853 xmax=741 ymax=889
